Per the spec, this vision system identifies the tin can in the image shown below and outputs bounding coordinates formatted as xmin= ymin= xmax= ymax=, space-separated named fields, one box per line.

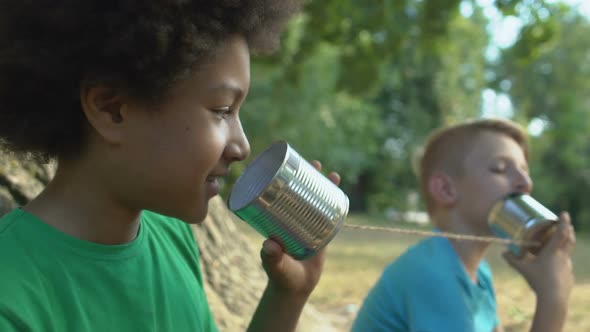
xmin=228 ymin=141 xmax=349 ymax=260
xmin=488 ymin=193 xmax=559 ymax=256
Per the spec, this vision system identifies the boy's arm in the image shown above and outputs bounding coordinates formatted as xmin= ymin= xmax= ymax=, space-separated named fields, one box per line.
xmin=246 ymin=240 xmax=325 ymax=332
xmin=246 ymin=162 xmax=339 ymax=332
xmin=529 ymin=294 xmax=569 ymax=332
xmin=246 ymin=282 xmax=310 ymax=332
xmin=493 ymin=292 xmax=568 ymax=332
xmin=502 ymin=212 xmax=575 ymax=332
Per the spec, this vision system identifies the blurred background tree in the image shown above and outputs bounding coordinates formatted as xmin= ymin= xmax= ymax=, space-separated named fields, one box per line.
xmin=492 ymin=3 xmax=590 ymax=229
xmin=226 ymin=0 xmax=590 ymax=230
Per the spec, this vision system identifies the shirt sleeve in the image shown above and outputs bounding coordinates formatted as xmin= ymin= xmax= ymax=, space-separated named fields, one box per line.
xmin=352 ymin=263 xmax=476 ymax=332
xmin=351 ymin=270 xmax=400 ymax=332
xmin=0 ymin=310 xmax=30 ymax=332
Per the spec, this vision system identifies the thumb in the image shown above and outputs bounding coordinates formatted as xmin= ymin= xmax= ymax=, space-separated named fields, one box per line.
xmin=260 ymin=239 xmax=285 ymax=274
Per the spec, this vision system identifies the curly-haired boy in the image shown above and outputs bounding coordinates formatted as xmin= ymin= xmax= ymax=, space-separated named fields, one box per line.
xmin=0 ymin=1 xmax=341 ymax=331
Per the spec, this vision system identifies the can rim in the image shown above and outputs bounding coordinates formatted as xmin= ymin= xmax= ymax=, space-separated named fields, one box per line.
xmin=228 ymin=140 xmax=291 ymax=211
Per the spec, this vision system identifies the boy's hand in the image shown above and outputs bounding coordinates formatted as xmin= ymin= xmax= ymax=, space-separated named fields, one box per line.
xmin=502 ymin=212 xmax=575 ymax=304
xmin=258 ymin=160 xmax=341 ymax=298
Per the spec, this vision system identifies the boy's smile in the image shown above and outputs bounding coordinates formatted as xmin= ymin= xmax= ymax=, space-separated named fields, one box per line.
xmin=206 ymin=170 xmax=229 ymax=199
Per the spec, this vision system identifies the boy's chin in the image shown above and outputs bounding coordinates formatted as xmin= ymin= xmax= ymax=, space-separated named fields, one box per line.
xmin=185 ymin=208 xmax=210 ymax=225
xmin=176 ymin=196 xmax=228 ymax=224
xmin=169 ymin=204 xmax=210 ymax=225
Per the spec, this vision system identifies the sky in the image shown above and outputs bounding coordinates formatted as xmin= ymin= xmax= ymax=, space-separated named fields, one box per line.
xmin=459 ymin=0 xmax=589 ymax=135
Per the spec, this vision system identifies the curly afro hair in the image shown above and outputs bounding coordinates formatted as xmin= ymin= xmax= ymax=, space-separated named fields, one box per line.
xmin=0 ymin=0 xmax=303 ymax=160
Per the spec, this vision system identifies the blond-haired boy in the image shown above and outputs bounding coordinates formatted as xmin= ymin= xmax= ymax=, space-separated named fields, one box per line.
xmin=352 ymin=118 xmax=575 ymax=332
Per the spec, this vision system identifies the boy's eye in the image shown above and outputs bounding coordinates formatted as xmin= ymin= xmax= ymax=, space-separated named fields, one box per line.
xmin=212 ymin=107 xmax=234 ymax=119
xmin=490 ymin=164 xmax=506 ymax=173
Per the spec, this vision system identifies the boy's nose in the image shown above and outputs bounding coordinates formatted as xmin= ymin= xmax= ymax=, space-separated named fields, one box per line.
xmin=513 ymin=171 xmax=533 ymax=194
xmin=225 ymin=120 xmax=250 ymax=163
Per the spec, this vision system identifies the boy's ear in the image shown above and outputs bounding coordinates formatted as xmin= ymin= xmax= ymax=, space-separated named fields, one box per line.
xmin=80 ymin=84 xmax=127 ymax=144
xmin=428 ymin=172 xmax=458 ymax=208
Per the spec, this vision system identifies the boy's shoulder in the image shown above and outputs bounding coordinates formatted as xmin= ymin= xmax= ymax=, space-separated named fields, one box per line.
xmin=0 ymin=208 xmax=200 ymax=287
xmin=0 ymin=210 xmax=46 ymax=298
xmin=140 ymin=211 xmax=203 ymax=263
xmin=0 ymin=209 xmax=32 ymax=255
xmin=141 ymin=210 xmax=196 ymax=243
xmin=384 ymin=237 xmax=459 ymax=285
xmin=0 ymin=209 xmax=198 ymax=268
xmin=0 ymin=209 xmax=22 ymax=234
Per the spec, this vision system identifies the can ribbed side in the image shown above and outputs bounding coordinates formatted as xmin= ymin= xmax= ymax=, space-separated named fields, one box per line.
xmin=237 ymin=204 xmax=310 ymax=258
xmin=232 ymin=142 xmax=349 ymax=260
xmin=264 ymin=157 xmax=347 ymax=259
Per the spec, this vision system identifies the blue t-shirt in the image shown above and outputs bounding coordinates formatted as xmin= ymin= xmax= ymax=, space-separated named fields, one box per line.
xmin=352 ymin=236 xmax=499 ymax=332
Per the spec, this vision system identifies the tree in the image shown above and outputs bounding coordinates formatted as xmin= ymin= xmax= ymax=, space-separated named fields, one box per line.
xmin=242 ymin=0 xmax=491 ymax=213
xmin=366 ymin=5 xmax=489 ymax=212
xmin=493 ymin=6 xmax=590 ymax=228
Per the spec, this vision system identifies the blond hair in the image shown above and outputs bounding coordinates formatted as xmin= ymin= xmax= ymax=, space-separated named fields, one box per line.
xmin=418 ymin=118 xmax=529 ymax=214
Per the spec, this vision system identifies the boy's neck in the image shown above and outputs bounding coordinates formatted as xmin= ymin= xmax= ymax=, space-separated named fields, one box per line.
xmin=433 ymin=213 xmax=491 ymax=282
xmin=448 ymin=238 xmax=489 ymax=283
xmin=24 ymin=160 xmax=142 ymax=245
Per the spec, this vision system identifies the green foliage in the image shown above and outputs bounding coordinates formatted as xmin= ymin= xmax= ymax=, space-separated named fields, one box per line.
xmin=233 ymin=40 xmax=382 ymax=195
xmin=494 ymin=6 xmax=590 ymax=229
xmin=233 ymin=0 xmax=590 ymax=230
xmin=357 ymin=3 xmax=489 ymax=212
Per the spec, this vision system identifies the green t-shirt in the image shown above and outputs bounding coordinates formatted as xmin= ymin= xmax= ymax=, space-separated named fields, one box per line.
xmin=0 ymin=208 xmax=219 ymax=332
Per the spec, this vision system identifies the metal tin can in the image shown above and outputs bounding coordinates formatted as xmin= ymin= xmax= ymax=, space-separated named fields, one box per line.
xmin=228 ymin=141 xmax=350 ymax=260
xmin=488 ymin=193 xmax=559 ymax=256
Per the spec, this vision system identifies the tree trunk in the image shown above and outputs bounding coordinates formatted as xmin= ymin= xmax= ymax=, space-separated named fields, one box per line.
xmin=0 ymin=152 xmax=335 ymax=331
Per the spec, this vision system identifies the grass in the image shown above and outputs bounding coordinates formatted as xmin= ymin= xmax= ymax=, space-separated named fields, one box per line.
xmin=236 ymin=213 xmax=590 ymax=331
